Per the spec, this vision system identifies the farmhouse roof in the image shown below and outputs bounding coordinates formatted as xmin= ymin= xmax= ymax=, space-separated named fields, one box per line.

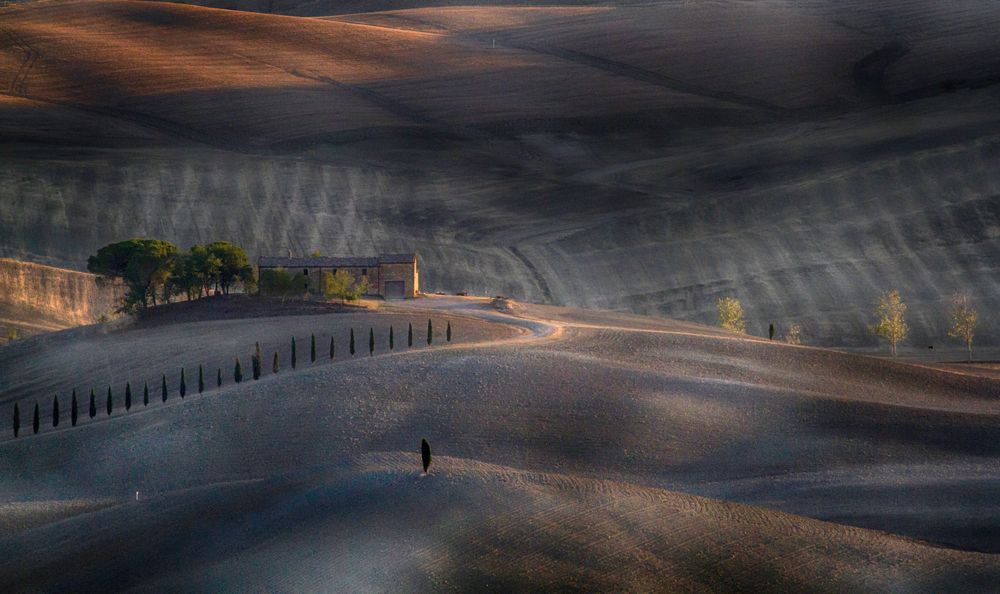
xmin=257 ymin=253 xmax=416 ymax=268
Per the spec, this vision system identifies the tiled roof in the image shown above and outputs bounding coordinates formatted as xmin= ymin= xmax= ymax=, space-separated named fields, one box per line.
xmin=257 ymin=253 xmax=415 ymax=268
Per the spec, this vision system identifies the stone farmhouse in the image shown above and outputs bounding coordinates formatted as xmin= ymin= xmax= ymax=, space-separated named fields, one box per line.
xmin=257 ymin=253 xmax=419 ymax=299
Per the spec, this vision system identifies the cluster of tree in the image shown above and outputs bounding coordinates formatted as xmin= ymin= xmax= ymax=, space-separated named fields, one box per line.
xmin=12 ymin=319 xmax=453 ymax=437
xmin=717 ymin=291 xmax=980 ymax=359
xmin=88 ymin=239 xmax=254 ymax=314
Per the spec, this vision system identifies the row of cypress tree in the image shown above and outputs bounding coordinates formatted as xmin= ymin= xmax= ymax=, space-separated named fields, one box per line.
xmin=11 ymin=319 xmax=452 ymax=437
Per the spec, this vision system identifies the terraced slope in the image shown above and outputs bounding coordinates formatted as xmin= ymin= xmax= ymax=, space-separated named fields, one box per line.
xmin=2 ymin=0 xmax=1000 ymax=346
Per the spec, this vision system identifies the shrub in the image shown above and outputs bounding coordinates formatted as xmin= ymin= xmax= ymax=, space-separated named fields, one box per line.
xmin=144 ymin=382 xmax=149 ymax=406
xmin=408 ymin=323 xmax=413 ymax=348
xmin=52 ymin=395 xmax=60 ymax=427
xmin=234 ymin=358 xmax=243 ymax=383
xmin=12 ymin=403 xmax=19 ymax=437
xmin=421 ymin=438 xmax=431 ymax=473
xmin=33 ymin=402 xmax=39 ymax=435
xmin=350 ymin=329 xmax=355 ymax=355
xmin=162 ymin=375 xmax=168 ymax=402
xmin=90 ymin=388 xmax=97 ymax=418
xmin=389 ymin=326 xmax=394 ymax=350
xmin=311 ymin=334 xmax=317 ymax=363
xmin=180 ymin=369 xmax=187 ymax=398
xmin=106 ymin=386 xmax=113 ymax=415
xmin=717 ymin=297 xmax=746 ymax=334
xmin=291 ymin=337 xmax=297 ymax=369
xmin=125 ymin=382 xmax=132 ymax=410
xmin=446 ymin=321 xmax=452 ymax=342
xmin=198 ymin=365 xmax=205 ymax=393
xmin=369 ymin=328 xmax=374 ymax=356
xmin=273 ymin=351 xmax=279 ymax=374
xmin=427 ymin=319 xmax=433 ymax=345
xmin=71 ymin=389 xmax=78 ymax=426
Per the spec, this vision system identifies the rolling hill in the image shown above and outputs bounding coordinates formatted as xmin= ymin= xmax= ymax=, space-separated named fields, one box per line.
xmin=2 ymin=0 xmax=1000 ymax=346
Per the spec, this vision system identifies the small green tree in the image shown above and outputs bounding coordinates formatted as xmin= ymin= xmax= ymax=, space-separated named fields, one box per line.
xmin=369 ymin=328 xmax=375 ymax=356
xmin=89 ymin=388 xmax=97 ymax=418
xmin=408 ymin=323 xmax=413 ymax=348
xmin=350 ymin=329 xmax=356 ymax=355
xmin=179 ymin=369 xmax=187 ymax=398
xmin=12 ymin=402 xmax=19 ymax=437
xmin=427 ymin=319 xmax=433 ymax=345
xmin=217 ymin=368 xmax=222 ymax=387
xmin=768 ymin=323 xmax=775 ymax=340
xmin=71 ymin=389 xmax=78 ymax=426
xmin=106 ymin=386 xmax=113 ymax=415
xmin=125 ymin=382 xmax=132 ymax=411
xmin=389 ymin=326 xmax=394 ymax=350
xmin=273 ymin=351 xmax=279 ymax=373
xmin=311 ymin=334 xmax=317 ymax=363
xmin=329 ymin=337 xmax=335 ymax=359
xmin=234 ymin=358 xmax=243 ymax=383
xmin=871 ymin=289 xmax=908 ymax=357
xmin=33 ymin=402 xmax=39 ymax=435
xmin=144 ymin=381 xmax=149 ymax=406
xmin=253 ymin=342 xmax=262 ymax=380
xmin=52 ymin=395 xmax=60 ymax=428
xmin=948 ymin=293 xmax=978 ymax=362
xmin=198 ymin=365 xmax=205 ymax=393
xmin=421 ymin=438 xmax=431 ymax=474
xmin=717 ymin=297 xmax=746 ymax=334
xmin=446 ymin=321 xmax=452 ymax=342
xmin=291 ymin=337 xmax=297 ymax=369
xmin=162 ymin=375 xmax=168 ymax=402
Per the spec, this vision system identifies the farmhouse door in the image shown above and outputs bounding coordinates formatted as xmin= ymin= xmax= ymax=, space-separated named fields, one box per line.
xmin=384 ymin=281 xmax=406 ymax=299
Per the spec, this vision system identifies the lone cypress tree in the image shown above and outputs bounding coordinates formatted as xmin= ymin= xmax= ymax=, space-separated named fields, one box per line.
xmin=143 ymin=381 xmax=149 ymax=406
xmin=253 ymin=342 xmax=263 ymax=380
xmin=291 ymin=337 xmax=297 ymax=369
xmin=234 ymin=358 xmax=243 ymax=383
xmin=33 ymin=402 xmax=39 ymax=435
xmin=389 ymin=326 xmax=394 ymax=350
xmin=369 ymin=328 xmax=375 ymax=356
xmin=125 ymin=382 xmax=132 ymax=411
xmin=421 ymin=438 xmax=431 ymax=474
xmin=311 ymin=334 xmax=317 ymax=363
xmin=12 ymin=402 xmax=19 ymax=437
xmin=329 ymin=337 xmax=335 ymax=360
xmin=217 ymin=367 xmax=222 ymax=387
xmin=272 ymin=351 xmax=279 ymax=374
xmin=161 ymin=374 xmax=168 ymax=402
xmin=179 ymin=369 xmax=187 ymax=398
xmin=446 ymin=321 xmax=452 ymax=342
xmin=768 ymin=323 xmax=775 ymax=340
xmin=427 ymin=319 xmax=433 ymax=345
xmin=52 ymin=395 xmax=60 ymax=427
xmin=71 ymin=388 xmax=78 ymax=426
xmin=198 ymin=365 xmax=205 ymax=393
xmin=89 ymin=388 xmax=96 ymax=418
xmin=106 ymin=386 xmax=113 ymax=415
xmin=350 ymin=328 xmax=356 ymax=355
xmin=408 ymin=323 xmax=413 ymax=347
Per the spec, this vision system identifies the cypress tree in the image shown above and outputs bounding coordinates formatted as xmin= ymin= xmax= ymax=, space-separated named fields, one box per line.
xmin=350 ymin=328 xmax=356 ymax=355
xmin=12 ymin=402 xmax=19 ymax=437
xmin=253 ymin=342 xmax=262 ymax=380
xmin=234 ymin=358 xmax=243 ymax=383
xmin=198 ymin=365 xmax=205 ymax=393
xmin=33 ymin=402 xmax=39 ymax=435
xmin=273 ymin=351 xmax=279 ymax=374
xmin=179 ymin=369 xmax=187 ymax=398
xmin=89 ymin=388 xmax=96 ymax=418
xmin=106 ymin=386 xmax=113 ymax=415
xmin=291 ymin=337 xmax=297 ymax=369
xmin=71 ymin=389 xmax=78 ymax=426
xmin=389 ymin=326 xmax=394 ymax=350
xmin=125 ymin=382 xmax=132 ymax=411
xmin=217 ymin=367 xmax=222 ymax=387
xmin=162 ymin=374 xmax=168 ymax=402
xmin=143 ymin=381 xmax=149 ymax=406
xmin=311 ymin=334 xmax=316 ymax=363
xmin=421 ymin=438 xmax=431 ymax=473
xmin=408 ymin=323 xmax=413 ymax=347
xmin=52 ymin=395 xmax=60 ymax=427
xmin=369 ymin=328 xmax=375 ymax=356
xmin=427 ymin=319 xmax=433 ymax=345
xmin=447 ymin=321 xmax=452 ymax=342
xmin=768 ymin=323 xmax=775 ymax=340
xmin=329 ymin=337 xmax=335 ymax=360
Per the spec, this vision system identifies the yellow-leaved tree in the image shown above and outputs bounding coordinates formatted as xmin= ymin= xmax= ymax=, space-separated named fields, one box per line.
xmin=872 ymin=289 xmax=908 ymax=357
xmin=717 ymin=297 xmax=746 ymax=334
xmin=948 ymin=293 xmax=977 ymax=362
